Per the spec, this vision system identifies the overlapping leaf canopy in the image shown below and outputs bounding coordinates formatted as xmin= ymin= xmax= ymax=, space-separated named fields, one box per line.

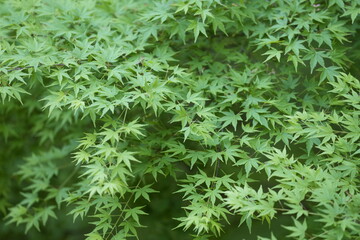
xmin=1 ymin=0 xmax=360 ymax=239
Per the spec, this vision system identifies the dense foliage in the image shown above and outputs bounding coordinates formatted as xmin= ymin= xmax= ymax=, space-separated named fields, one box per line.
xmin=1 ymin=0 xmax=360 ymax=239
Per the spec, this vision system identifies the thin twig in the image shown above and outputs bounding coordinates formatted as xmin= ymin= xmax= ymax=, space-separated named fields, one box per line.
xmin=105 ymin=178 xmax=142 ymax=240
xmin=59 ymin=165 xmax=80 ymax=189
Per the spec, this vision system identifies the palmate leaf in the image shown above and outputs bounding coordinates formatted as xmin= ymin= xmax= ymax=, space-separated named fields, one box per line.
xmin=0 ymin=84 xmax=30 ymax=103
xmin=305 ymin=50 xmax=328 ymax=73
xmin=284 ymin=39 xmax=306 ymax=56
xmin=187 ymin=20 xmax=208 ymax=42
xmin=124 ymin=207 xmax=147 ymax=225
xmin=262 ymin=48 xmax=282 ymax=62
xmin=283 ymin=219 xmax=307 ymax=240
xmin=219 ymin=110 xmax=242 ymax=130
xmin=133 ymin=184 xmax=158 ymax=202
xmin=318 ymin=66 xmax=341 ymax=84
